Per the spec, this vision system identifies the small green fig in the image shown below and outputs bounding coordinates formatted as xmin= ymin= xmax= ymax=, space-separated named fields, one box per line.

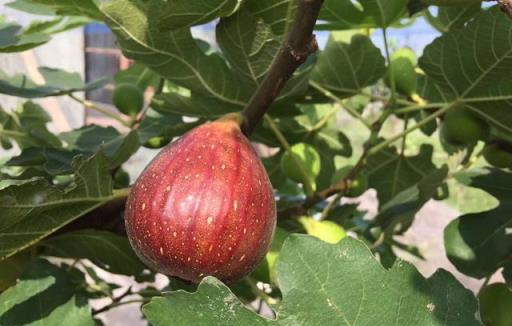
xmin=299 ymin=217 xmax=347 ymax=244
xmin=483 ymin=143 xmax=512 ymax=169
xmin=440 ymin=108 xmax=488 ymax=146
xmin=479 ymin=283 xmax=512 ymax=326
xmin=280 ymin=142 xmax=320 ymax=192
xmin=386 ymin=48 xmax=421 ymax=102
xmin=112 ymin=83 xmax=144 ymax=118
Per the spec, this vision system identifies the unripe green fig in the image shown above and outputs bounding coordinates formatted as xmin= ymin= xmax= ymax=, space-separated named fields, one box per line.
xmin=440 ymin=108 xmax=488 ymax=146
xmin=332 ymin=166 xmax=368 ymax=197
xmin=386 ymin=48 xmax=419 ymax=99
xmin=113 ymin=169 xmax=130 ymax=188
xmin=280 ymin=142 xmax=320 ymax=191
xmin=125 ymin=114 xmax=276 ymax=283
xmin=112 ymin=83 xmax=144 ymax=118
xmin=483 ymin=143 xmax=512 ymax=169
xmin=347 ymin=174 xmax=368 ymax=197
xmin=478 ymin=283 xmax=512 ymax=326
xmin=144 ymin=136 xmax=170 ymax=149
xmin=299 ymin=217 xmax=346 ymax=244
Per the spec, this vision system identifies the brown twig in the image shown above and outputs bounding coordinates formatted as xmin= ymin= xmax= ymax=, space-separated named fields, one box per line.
xmin=241 ymin=0 xmax=325 ymax=136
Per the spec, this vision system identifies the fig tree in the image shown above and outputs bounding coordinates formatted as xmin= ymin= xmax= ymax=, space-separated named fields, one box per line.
xmin=112 ymin=83 xmax=144 ymax=118
xmin=483 ymin=143 xmax=512 ymax=168
xmin=125 ymin=114 xmax=276 ymax=283
xmin=440 ymin=108 xmax=488 ymax=146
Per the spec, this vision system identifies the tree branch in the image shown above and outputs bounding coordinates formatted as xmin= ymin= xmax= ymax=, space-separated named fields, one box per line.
xmin=241 ymin=0 xmax=325 ymax=136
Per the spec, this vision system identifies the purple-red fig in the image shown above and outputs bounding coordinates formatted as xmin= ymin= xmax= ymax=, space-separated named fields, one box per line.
xmin=125 ymin=114 xmax=276 ymax=283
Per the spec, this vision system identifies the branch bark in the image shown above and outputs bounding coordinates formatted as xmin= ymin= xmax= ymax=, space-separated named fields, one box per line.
xmin=241 ymin=0 xmax=325 ymax=136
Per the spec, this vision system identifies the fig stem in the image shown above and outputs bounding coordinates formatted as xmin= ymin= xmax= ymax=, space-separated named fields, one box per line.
xmin=240 ymin=0 xmax=325 ymax=136
xmin=382 ymin=28 xmax=396 ymax=104
xmin=368 ymin=101 xmax=460 ymax=156
xmin=68 ymin=93 xmax=131 ymax=127
xmin=309 ymin=80 xmax=372 ymax=129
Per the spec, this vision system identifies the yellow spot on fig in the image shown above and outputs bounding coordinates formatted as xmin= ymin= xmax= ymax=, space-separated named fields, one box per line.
xmin=239 ymin=254 xmax=246 ymax=262
xmin=173 ymin=231 xmax=177 ymax=237
xmin=207 ymin=216 xmax=213 ymax=224
xmin=142 ymin=203 xmax=146 ymax=210
xmin=187 ymin=257 xmax=191 ymax=261
xmin=166 ymin=186 xmax=171 ymax=191
xmin=160 ymin=247 xmax=164 ymax=255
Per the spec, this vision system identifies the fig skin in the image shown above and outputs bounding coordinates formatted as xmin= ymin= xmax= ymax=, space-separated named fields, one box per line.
xmin=125 ymin=114 xmax=276 ymax=283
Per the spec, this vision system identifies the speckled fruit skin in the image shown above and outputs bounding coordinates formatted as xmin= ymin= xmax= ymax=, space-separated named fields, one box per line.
xmin=125 ymin=115 xmax=276 ymax=283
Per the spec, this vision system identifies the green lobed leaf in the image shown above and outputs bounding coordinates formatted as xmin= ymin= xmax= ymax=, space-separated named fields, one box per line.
xmin=0 ymin=152 xmax=120 ymax=260
xmin=366 ymin=144 xmax=438 ymax=206
xmin=6 ymin=0 xmax=57 ymax=15
xmin=42 ymin=230 xmax=145 ymax=277
xmin=8 ymin=0 xmax=102 ymax=19
xmin=6 ymin=147 xmax=81 ymax=175
xmin=419 ymin=6 xmax=512 ymax=139
xmin=102 ymin=0 xmax=251 ymax=108
xmin=426 ymin=4 xmax=482 ymax=32
xmin=0 ymin=67 xmax=108 ymax=98
xmin=158 ymin=0 xmax=242 ymax=30
xmin=0 ymin=259 xmax=94 ymax=325
xmin=374 ymin=167 xmax=449 ymax=237
xmin=143 ymin=235 xmax=480 ymax=325
xmin=444 ymin=168 xmax=512 ymax=278
xmin=137 ymin=108 xmax=202 ymax=144
xmin=114 ymin=63 xmax=160 ymax=90
xmin=61 ymin=125 xmax=140 ymax=169
xmin=311 ymin=32 xmax=386 ymax=98
xmin=217 ymin=8 xmax=280 ymax=88
xmin=245 ymin=0 xmax=297 ymax=38
xmin=0 ymin=102 xmax=62 ymax=150
xmin=317 ymin=0 xmax=407 ymax=30
xmin=0 ymin=22 xmax=49 ymax=53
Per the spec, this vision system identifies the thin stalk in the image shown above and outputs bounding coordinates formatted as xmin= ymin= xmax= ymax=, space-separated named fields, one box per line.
xmin=368 ymin=101 xmax=459 ymax=156
xmin=92 ymin=299 xmax=148 ymax=316
xmin=382 ymin=28 xmax=396 ymax=103
xmin=264 ymin=115 xmax=315 ymax=197
xmin=393 ymin=102 xmax=445 ymax=114
xmin=69 ymin=93 xmax=130 ymax=127
xmin=309 ymin=80 xmax=372 ymax=129
xmin=400 ymin=115 xmax=410 ymax=156
xmin=320 ymin=191 xmax=344 ymax=220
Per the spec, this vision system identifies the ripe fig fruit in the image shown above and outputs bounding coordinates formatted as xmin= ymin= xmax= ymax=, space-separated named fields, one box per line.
xmin=125 ymin=114 xmax=276 ymax=283
xmin=483 ymin=143 xmax=512 ymax=168
xmin=112 ymin=83 xmax=144 ymax=118
xmin=440 ymin=108 xmax=488 ymax=146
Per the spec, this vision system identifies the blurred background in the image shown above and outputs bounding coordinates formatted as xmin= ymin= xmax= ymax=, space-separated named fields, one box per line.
xmin=0 ymin=1 xmax=502 ymax=324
